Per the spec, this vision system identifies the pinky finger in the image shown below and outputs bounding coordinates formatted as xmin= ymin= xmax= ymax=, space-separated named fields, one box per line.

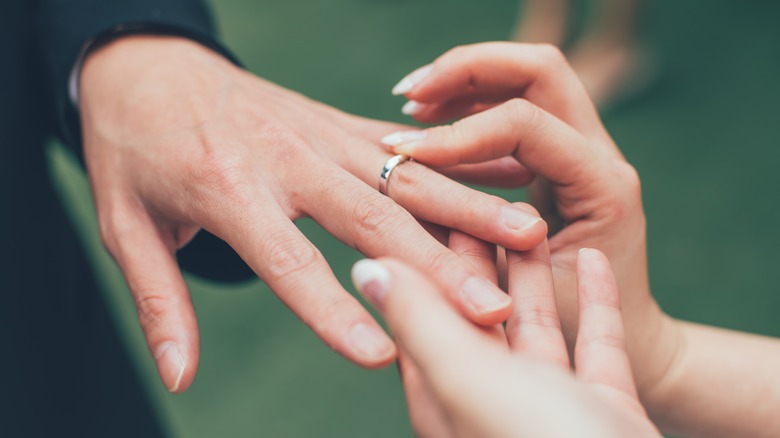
xmin=104 ymin=208 xmax=199 ymax=393
xmin=573 ymin=248 xmax=638 ymax=398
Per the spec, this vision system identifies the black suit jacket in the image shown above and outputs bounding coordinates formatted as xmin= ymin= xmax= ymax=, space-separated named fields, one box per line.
xmin=1 ymin=1 xmax=248 ymax=435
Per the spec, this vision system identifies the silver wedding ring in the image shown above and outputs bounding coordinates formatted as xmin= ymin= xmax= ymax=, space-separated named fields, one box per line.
xmin=379 ymin=154 xmax=412 ymax=196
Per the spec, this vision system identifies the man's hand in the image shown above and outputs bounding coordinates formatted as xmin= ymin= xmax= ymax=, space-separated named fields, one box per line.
xmin=78 ymin=36 xmax=547 ymax=392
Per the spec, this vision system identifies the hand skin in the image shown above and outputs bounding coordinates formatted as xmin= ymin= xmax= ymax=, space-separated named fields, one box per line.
xmin=78 ymin=36 xmax=549 ymax=392
xmin=351 ymin=247 xmax=660 ymax=438
xmin=382 ymin=42 xmax=780 ymax=437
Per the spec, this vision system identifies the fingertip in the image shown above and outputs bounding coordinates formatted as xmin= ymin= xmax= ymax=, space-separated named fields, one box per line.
xmin=576 ymin=248 xmax=614 ymax=285
xmin=578 ymin=247 xmax=606 ymax=263
xmin=391 ymin=64 xmax=434 ymax=96
xmin=459 ymin=276 xmax=513 ymax=325
xmin=154 ymin=341 xmax=192 ymax=393
xmin=346 ymin=321 xmax=398 ymax=368
xmin=351 ymin=258 xmax=392 ymax=309
xmin=468 ymin=304 xmax=513 ymax=326
xmin=500 ymin=203 xmax=548 ymax=251
xmin=401 ymin=100 xmax=426 ymax=116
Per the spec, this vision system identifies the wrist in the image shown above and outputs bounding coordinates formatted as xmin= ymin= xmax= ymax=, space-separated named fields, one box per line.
xmin=80 ymin=34 xmax=238 ymax=104
xmin=634 ymin=314 xmax=687 ymax=428
xmin=79 ymin=35 xmax=240 ymax=138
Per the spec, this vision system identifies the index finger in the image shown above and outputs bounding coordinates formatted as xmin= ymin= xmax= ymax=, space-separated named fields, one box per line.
xmin=200 ymin=191 xmax=397 ymax=369
xmin=397 ymin=42 xmax=609 ymax=142
xmin=351 ymin=258 xmax=506 ymax=381
xmin=384 ymin=99 xmax=609 ymax=190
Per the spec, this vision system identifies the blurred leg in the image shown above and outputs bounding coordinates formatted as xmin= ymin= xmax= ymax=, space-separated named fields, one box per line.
xmin=567 ymin=0 xmax=649 ymax=107
xmin=511 ymin=0 xmax=569 ymax=45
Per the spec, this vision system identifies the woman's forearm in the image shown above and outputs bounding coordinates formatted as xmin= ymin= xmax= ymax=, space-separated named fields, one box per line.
xmin=646 ymin=320 xmax=780 ymax=438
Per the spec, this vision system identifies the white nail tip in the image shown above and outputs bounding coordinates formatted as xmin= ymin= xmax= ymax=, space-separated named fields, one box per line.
xmin=155 ymin=341 xmax=187 ymax=393
xmin=392 ymin=79 xmax=414 ymax=96
xmin=351 ymin=259 xmax=391 ymax=292
xmin=391 ymin=65 xmax=433 ymax=95
xmin=380 ymin=130 xmax=427 ymax=146
xmin=170 ymin=361 xmax=186 ymax=393
xmin=401 ymin=100 xmax=423 ymax=115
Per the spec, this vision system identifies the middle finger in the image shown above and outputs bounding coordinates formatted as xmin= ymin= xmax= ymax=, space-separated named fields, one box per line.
xmin=304 ymin=167 xmax=513 ymax=325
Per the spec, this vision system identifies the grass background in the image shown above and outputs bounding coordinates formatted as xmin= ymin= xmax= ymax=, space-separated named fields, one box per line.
xmin=49 ymin=0 xmax=780 ymax=436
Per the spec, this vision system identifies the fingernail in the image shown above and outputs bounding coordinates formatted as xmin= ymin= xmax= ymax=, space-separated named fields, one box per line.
xmin=392 ymin=65 xmax=433 ymax=95
xmin=401 ymin=100 xmax=424 ymax=116
xmin=348 ymin=322 xmax=394 ymax=360
xmin=578 ymin=247 xmax=599 ymax=261
xmin=460 ymin=276 xmax=512 ymax=314
xmin=500 ymin=205 xmax=543 ymax=233
xmin=154 ymin=341 xmax=186 ymax=393
xmin=351 ymin=259 xmax=392 ymax=308
xmin=380 ymin=130 xmax=427 ymax=149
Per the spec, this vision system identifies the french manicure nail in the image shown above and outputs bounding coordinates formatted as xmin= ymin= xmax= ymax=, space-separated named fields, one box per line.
xmin=500 ymin=205 xmax=543 ymax=233
xmin=392 ymin=65 xmax=433 ymax=95
xmin=401 ymin=100 xmax=424 ymax=116
xmin=154 ymin=341 xmax=186 ymax=393
xmin=351 ymin=259 xmax=392 ymax=308
xmin=460 ymin=276 xmax=512 ymax=314
xmin=348 ymin=322 xmax=394 ymax=360
xmin=380 ymin=130 xmax=427 ymax=148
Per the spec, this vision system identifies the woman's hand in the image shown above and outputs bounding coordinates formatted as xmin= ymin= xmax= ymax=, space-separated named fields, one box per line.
xmin=381 ymin=42 xmax=679 ymax=404
xmin=79 ymin=36 xmax=549 ymax=392
xmin=384 ymin=42 xmax=780 ymax=438
xmin=351 ymin=244 xmax=660 ymax=438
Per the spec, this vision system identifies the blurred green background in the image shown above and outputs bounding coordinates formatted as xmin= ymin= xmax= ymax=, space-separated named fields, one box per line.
xmin=48 ymin=0 xmax=780 ymax=436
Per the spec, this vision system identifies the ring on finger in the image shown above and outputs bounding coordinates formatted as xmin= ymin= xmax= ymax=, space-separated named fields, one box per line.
xmin=379 ymin=154 xmax=412 ymax=196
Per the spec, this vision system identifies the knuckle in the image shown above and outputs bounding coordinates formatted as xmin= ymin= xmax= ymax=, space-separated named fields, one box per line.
xmin=583 ymin=331 xmax=626 ymax=352
xmin=519 ymin=304 xmax=562 ymax=329
xmin=503 ymin=98 xmax=538 ymax=125
xmin=257 ymin=124 xmax=312 ymax=163
xmin=507 ymin=255 xmax=550 ymax=271
xmin=454 ymin=245 xmax=493 ymax=263
xmin=501 ymin=99 xmax=542 ymax=151
xmin=134 ymin=292 xmax=170 ymax=333
xmin=425 ymin=249 xmax=458 ymax=277
xmin=505 ymin=300 xmax=562 ymax=341
xmin=444 ymin=44 xmax=471 ymax=60
xmin=600 ymin=161 xmax=643 ymax=220
xmin=97 ymin=202 xmax=137 ymax=257
xmin=615 ymin=161 xmax=643 ymax=198
xmin=348 ymin=188 xmax=406 ymax=237
xmin=97 ymin=215 xmax=118 ymax=255
xmin=533 ymin=43 xmax=568 ymax=69
xmin=193 ymin=151 xmax=249 ymax=200
xmin=262 ymin=230 xmax=321 ymax=281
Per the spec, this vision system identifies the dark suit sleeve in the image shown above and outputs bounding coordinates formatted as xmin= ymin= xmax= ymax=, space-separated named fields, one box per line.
xmin=35 ymin=0 xmax=255 ymax=283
